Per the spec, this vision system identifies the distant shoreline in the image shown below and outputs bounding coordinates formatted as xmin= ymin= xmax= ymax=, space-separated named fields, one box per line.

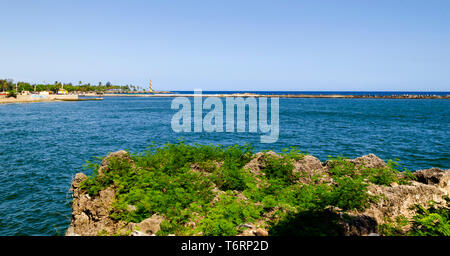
xmin=1 ymin=93 xmax=449 ymax=104
xmin=101 ymin=93 xmax=450 ymax=99
xmin=0 ymin=94 xmax=102 ymax=104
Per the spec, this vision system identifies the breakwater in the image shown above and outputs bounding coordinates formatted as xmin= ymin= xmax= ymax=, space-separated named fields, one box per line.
xmin=102 ymin=93 xmax=450 ymax=99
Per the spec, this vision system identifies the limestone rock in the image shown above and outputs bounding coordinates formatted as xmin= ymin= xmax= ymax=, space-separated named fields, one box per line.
xmin=135 ymin=214 xmax=165 ymax=235
xmin=348 ymin=154 xmax=387 ymax=169
xmin=414 ymin=168 xmax=450 ymax=194
xmin=292 ymin=155 xmax=331 ymax=184
xmin=97 ymin=150 xmax=133 ymax=176
xmin=71 ymin=173 xmax=87 ymax=190
xmin=255 ymin=228 xmax=269 ymax=236
xmin=66 ymin=151 xmax=138 ymax=236
xmin=362 ymin=181 xmax=447 ymax=224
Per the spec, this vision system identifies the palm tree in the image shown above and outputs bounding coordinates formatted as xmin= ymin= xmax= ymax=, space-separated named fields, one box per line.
xmin=0 ymin=80 xmax=6 ymax=92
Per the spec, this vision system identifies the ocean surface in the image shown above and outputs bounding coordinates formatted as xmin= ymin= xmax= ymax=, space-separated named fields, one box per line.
xmin=171 ymin=91 xmax=450 ymax=96
xmin=0 ymin=94 xmax=449 ymax=235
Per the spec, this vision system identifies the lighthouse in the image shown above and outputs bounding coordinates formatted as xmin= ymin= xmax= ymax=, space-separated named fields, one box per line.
xmin=149 ymin=79 xmax=153 ymax=92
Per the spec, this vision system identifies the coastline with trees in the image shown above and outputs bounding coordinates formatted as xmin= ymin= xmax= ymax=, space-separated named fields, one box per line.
xmin=0 ymin=79 xmax=142 ymax=95
xmin=0 ymin=79 xmax=143 ymax=104
xmin=1 ymin=79 xmax=449 ymax=104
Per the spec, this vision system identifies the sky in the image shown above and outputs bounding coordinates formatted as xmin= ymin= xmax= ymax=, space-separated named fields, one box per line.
xmin=1 ymin=0 xmax=449 ymax=91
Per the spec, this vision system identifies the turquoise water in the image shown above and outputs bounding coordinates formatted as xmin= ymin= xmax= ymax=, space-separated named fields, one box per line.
xmin=0 ymin=97 xmax=449 ymax=235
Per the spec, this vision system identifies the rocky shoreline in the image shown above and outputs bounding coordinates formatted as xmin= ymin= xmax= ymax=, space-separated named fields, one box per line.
xmin=66 ymin=150 xmax=449 ymax=236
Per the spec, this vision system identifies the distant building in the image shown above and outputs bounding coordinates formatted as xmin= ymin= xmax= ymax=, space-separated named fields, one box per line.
xmin=149 ymin=79 xmax=153 ymax=92
xmin=58 ymin=89 xmax=68 ymax=95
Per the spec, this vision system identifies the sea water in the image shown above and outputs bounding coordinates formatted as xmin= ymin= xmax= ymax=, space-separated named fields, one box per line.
xmin=0 ymin=95 xmax=448 ymax=235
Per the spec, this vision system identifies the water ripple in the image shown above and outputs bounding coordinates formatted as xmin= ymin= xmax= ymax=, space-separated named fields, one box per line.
xmin=0 ymin=97 xmax=448 ymax=235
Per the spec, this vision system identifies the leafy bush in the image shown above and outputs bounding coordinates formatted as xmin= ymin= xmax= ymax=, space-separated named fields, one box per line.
xmin=262 ymin=154 xmax=297 ymax=184
xmin=408 ymin=198 xmax=450 ymax=236
xmin=328 ymin=157 xmax=415 ymax=186
xmin=81 ymin=142 xmax=257 ymax=235
xmin=200 ymin=193 xmax=261 ymax=236
xmin=326 ymin=176 xmax=374 ymax=211
xmin=213 ymin=160 xmax=250 ymax=191
xmin=378 ymin=216 xmax=409 ymax=236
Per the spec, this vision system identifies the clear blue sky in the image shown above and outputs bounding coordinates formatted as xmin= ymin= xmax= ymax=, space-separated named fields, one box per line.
xmin=1 ymin=0 xmax=449 ymax=91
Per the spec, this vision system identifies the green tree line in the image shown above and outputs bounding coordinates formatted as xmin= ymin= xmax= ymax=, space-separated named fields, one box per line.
xmin=0 ymin=79 xmax=143 ymax=93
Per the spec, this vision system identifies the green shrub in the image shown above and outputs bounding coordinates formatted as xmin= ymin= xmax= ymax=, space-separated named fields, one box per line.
xmin=328 ymin=156 xmax=415 ymax=187
xmin=213 ymin=160 xmax=250 ymax=191
xmin=200 ymin=193 xmax=261 ymax=236
xmin=378 ymin=216 xmax=409 ymax=236
xmin=327 ymin=156 xmax=358 ymax=178
xmin=80 ymin=141 xmax=257 ymax=235
xmin=262 ymin=154 xmax=297 ymax=184
xmin=326 ymin=176 xmax=374 ymax=211
xmin=362 ymin=167 xmax=398 ymax=186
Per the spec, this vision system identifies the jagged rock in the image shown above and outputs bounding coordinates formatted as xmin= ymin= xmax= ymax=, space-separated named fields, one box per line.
xmin=324 ymin=153 xmax=387 ymax=171
xmin=255 ymin=228 xmax=269 ymax=236
xmin=293 ymin=155 xmax=331 ymax=184
xmin=293 ymin=155 xmax=323 ymax=173
xmin=71 ymin=173 xmax=87 ymax=189
xmin=237 ymin=223 xmax=257 ymax=236
xmin=239 ymin=229 xmax=256 ymax=236
xmin=239 ymin=223 xmax=254 ymax=229
xmin=361 ymin=181 xmax=447 ymax=225
xmin=414 ymin=168 xmax=450 ymax=194
xmin=321 ymin=155 xmax=449 ymax=235
xmin=67 ymin=183 xmax=125 ymax=236
xmin=348 ymin=154 xmax=387 ymax=169
xmin=245 ymin=152 xmax=332 ymax=184
xmin=337 ymin=175 xmax=449 ymax=235
xmin=97 ymin=150 xmax=133 ymax=176
xmin=238 ymin=226 xmax=268 ymax=236
xmin=66 ymin=151 xmax=140 ymax=236
xmin=134 ymin=214 xmax=164 ymax=235
xmin=244 ymin=151 xmax=279 ymax=176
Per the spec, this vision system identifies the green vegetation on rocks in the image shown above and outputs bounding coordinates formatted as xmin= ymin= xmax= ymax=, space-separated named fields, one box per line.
xmin=378 ymin=198 xmax=450 ymax=236
xmin=74 ymin=142 xmax=448 ymax=236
